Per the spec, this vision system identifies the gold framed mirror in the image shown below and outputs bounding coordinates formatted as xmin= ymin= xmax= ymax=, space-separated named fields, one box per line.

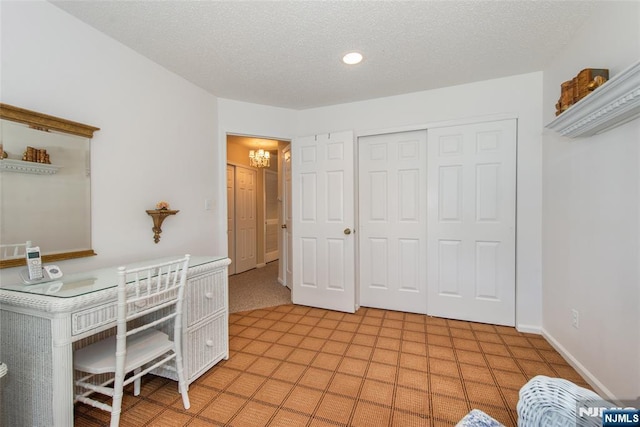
xmin=0 ymin=104 xmax=99 ymax=268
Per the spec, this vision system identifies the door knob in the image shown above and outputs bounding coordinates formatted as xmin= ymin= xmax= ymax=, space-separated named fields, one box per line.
xmin=281 ymin=224 xmax=287 ymax=229
xmin=344 ymin=228 xmax=351 ymax=235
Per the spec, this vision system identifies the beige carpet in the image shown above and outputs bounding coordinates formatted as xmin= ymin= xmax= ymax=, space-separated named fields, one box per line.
xmin=228 ymin=261 xmax=292 ymax=313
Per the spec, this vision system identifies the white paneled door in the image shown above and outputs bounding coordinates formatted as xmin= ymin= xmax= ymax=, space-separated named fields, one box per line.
xmin=292 ymin=132 xmax=356 ymax=313
xmin=427 ymin=120 xmax=517 ymax=326
xmin=359 ymin=130 xmax=428 ymax=314
xmin=234 ymin=165 xmax=257 ymax=274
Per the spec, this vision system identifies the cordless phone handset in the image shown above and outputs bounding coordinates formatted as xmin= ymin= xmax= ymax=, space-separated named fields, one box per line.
xmin=25 ymin=246 xmax=43 ymax=280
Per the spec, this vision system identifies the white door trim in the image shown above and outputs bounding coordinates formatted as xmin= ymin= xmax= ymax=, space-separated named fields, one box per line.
xmin=226 ymin=164 xmax=236 ymax=275
xmin=356 ymin=113 xmax=519 ymax=138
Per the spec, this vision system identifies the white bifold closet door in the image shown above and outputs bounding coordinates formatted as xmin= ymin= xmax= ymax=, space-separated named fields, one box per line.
xmin=427 ymin=120 xmax=516 ymax=326
xmin=358 ymin=130 xmax=428 ymax=314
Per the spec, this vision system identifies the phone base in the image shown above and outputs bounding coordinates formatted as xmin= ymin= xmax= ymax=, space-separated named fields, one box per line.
xmin=19 ymin=268 xmax=57 ymax=285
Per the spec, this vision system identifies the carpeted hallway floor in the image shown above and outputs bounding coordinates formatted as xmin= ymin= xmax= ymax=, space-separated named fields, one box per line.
xmin=228 ymin=261 xmax=292 ymax=313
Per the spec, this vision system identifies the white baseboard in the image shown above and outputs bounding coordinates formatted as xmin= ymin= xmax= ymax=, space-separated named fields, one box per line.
xmin=516 ymin=324 xmax=542 ymax=335
xmin=256 ymin=263 xmax=267 ymax=269
xmin=265 ymin=253 xmax=279 ymax=264
xmin=541 ymin=328 xmax=618 ymax=403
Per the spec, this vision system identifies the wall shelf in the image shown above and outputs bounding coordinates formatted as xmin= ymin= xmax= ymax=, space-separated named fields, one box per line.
xmin=546 ymin=59 xmax=640 ymax=138
xmin=0 ymin=158 xmax=60 ymax=175
xmin=146 ymin=209 xmax=179 ymax=243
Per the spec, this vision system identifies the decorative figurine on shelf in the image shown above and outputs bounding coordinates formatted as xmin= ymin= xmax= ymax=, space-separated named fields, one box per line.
xmin=146 ymin=201 xmax=179 ymax=243
xmin=156 ymin=200 xmax=170 ymax=210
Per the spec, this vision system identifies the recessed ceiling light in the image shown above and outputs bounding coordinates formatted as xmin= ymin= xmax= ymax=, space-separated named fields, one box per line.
xmin=342 ymin=52 xmax=363 ymax=65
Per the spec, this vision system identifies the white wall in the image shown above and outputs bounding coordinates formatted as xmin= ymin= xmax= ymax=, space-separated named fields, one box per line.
xmin=295 ymin=73 xmax=544 ymax=331
xmin=541 ymin=2 xmax=640 ymax=400
xmin=0 ymin=1 xmax=220 ymax=283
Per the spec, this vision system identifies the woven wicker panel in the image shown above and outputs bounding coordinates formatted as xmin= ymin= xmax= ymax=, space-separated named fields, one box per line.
xmin=72 ymin=296 xmax=172 ymax=337
xmin=517 ymin=375 xmax=605 ymax=427
xmin=186 ymin=270 xmax=226 ymax=327
xmin=1 ymin=310 xmax=53 ymax=426
xmin=72 ymin=302 xmax=118 ymax=335
xmin=186 ymin=312 xmax=227 ymax=382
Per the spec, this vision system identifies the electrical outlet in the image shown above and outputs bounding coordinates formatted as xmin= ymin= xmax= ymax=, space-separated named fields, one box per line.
xmin=571 ymin=309 xmax=579 ymax=329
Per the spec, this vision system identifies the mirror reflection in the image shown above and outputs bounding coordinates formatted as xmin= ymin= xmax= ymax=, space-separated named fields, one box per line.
xmin=0 ymin=104 xmax=99 ymax=268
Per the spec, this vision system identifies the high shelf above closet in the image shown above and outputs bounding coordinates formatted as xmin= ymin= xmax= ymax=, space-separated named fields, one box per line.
xmin=546 ymin=59 xmax=640 ymax=138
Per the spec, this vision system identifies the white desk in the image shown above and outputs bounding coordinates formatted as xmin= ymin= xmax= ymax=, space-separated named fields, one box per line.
xmin=0 ymin=255 xmax=230 ymax=427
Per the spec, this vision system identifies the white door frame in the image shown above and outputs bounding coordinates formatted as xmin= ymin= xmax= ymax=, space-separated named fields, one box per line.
xmin=226 ymin=133 xmax=291 ymax=279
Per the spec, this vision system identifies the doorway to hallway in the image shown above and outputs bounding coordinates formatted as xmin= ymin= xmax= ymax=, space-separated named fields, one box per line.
xmin=226 ymin=134 xmax=291 ymax=286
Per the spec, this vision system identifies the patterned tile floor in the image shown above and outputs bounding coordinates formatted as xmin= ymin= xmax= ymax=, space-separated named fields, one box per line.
xmin=75 ymin=304 xmax=590 ymax=426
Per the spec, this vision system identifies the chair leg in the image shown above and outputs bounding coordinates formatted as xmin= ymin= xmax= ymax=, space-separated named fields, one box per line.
xmin=111 ymin=371 xmax=126 ymax=427
xmin=174 ymin=351 xmax=190 ymax=409
xmin=179 ymin=380 xmax=190 ymax=410
xmin=134 ymin=368 xmax=141 ymax=396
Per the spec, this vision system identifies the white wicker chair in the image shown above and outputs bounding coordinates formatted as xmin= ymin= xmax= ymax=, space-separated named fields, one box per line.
xmin=517 ymin=375 xmax=608 ymax=427
xmin=0 ymin=241 xmax=31 ymax=260
xmin=74 ymin=255 xmax=191 ymax=427
xmin=456 ymin=409 xmax=504 ymax=426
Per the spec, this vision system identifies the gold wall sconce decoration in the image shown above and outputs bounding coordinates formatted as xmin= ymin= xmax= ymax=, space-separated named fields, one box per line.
xmin=146 ymin=209 xmax=178 ymax=243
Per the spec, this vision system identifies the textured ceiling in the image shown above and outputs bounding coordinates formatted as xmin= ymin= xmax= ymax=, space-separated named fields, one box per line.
xmin=51 ymin=1 xmax=599 ymax=110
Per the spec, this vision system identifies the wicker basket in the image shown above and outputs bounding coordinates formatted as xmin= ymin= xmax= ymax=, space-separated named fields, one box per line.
xmin=517 ymin=375 xmax=607 ymax=427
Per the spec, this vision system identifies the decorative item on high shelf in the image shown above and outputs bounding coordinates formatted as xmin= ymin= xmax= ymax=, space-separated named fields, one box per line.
xmin=21 ymin=146 xmax=51 ymax=164
xmin=555 ymin=68 xmax=609 ymax=116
